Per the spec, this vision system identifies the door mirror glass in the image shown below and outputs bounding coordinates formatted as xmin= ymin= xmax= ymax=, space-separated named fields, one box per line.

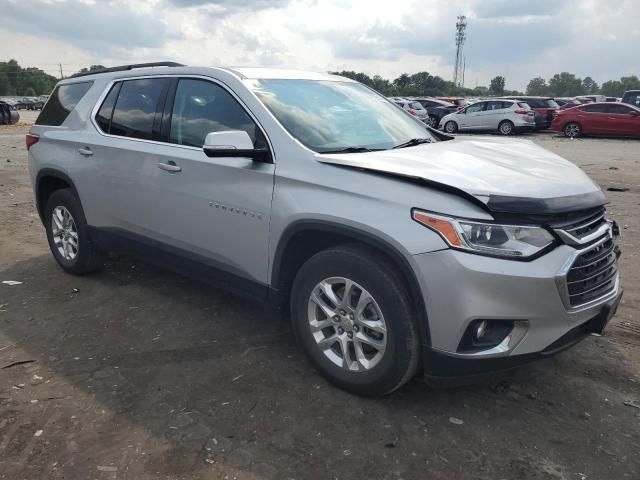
xmin=203 ymin=130 xmax=269 ymax=162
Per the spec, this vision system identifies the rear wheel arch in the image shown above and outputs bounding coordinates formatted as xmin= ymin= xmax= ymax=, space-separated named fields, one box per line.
xmin=270 ymin=220 xmax=431 ymax=347
xmin=36 ymin=169 xmax=80 ymax=223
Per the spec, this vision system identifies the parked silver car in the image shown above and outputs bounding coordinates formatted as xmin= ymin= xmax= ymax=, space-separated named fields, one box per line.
xmin=27 ymin=63 xmax=622 ymax=396
xmin=391 ymin=98 xmax=429 ymax=123
xmin=439 ymin=99 xmax=535 ymax=135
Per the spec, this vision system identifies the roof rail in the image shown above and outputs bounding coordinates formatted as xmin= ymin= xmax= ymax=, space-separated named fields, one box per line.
xmin=69 ymin=61 xmax=185 ymax=79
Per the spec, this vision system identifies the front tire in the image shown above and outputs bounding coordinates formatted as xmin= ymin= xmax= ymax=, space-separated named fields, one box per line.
xmin=444 ymin=121 xmax=458 ymax=133
xmin=564 ymin=122 xmax=581 ymax=138
xmin=44 ymin=189 xmax=105 ymax=274
xmin=290 ymin=245 xmax=420 ymax=397
xmin=498 ymin=120 xmax=514 ymax=135
xmin=428 ymin=115 xmax=439 ymax=128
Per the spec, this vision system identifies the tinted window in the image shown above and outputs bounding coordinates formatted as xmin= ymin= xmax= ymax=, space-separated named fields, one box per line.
xmin=517 ymin=102 xmax=531 ymax=109
xmin=605 ymin=104 xmax=633 ymax=114
xmin=545 ymin=99 xmax=559 ymax=108
xmin=95 ymin=83 xmax=121 ymax=133
xmin=110 ymin=78 xmax=168 ymax=140
xmin=169 ymin=79 xmax=257 ymax=148
xmin=36 ymin=81 xmax=93 ymax=126
xmin=582 ymin=104 xmax=608 ymax=113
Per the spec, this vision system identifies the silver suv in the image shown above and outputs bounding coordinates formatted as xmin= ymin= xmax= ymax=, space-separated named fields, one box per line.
xmin=27 ymin=63 xmax=622 ymax=396
xmin=439 ymin=99 xmax=536 ymax=135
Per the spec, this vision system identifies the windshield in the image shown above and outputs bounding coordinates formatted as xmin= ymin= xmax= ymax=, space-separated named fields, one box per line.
xmin=248 ymin=79 xmax=434 ymax=153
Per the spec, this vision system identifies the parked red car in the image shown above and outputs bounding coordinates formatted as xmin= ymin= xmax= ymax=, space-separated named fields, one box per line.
xmin=551 ymin=102 xmax=640 ymax=138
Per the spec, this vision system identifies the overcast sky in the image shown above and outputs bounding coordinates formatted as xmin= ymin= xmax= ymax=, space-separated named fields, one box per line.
xmin=1 ymin=0 xmax=638 ymax=90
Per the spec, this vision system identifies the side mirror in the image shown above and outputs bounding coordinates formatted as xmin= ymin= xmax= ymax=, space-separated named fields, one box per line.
xmin=203 ymin=130 xmax=269 ymax=162
xmin=629 ymin=110 xmax=639 ymax=116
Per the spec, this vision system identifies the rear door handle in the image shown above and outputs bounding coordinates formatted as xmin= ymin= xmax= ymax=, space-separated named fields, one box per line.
xmin=157 ymin=161 xmax=181 ymax=173
xmin=78 ymin=147 xmax=93 ymax=156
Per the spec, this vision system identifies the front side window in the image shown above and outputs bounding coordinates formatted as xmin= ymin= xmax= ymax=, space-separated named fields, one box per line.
xmin=582 ymin=104 xmax=607 ymax=113
xmin=466 ymin=103 xmax=484 ymax=113
xmin=249 ymin=79 xmax=434 ymax=153
xmin=605 ymin=104 xmax=633 ymax=114
xmin=169 ymin=79 xmax=258 ymax=147
xmin=95 ymin=82 xmax=121 ymax=133
xmin=110 ymin=78 xmax=168 ymax=140
xmin=36 ymin=81 xmax=93 ymax=126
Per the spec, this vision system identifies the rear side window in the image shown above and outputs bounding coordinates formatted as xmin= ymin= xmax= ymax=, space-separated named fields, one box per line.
xmin=109 ymin=78 xmax=168 ymax=140
xmin=95 ymin=83 xmax=121 ymax=133
xmin=36 ymin=81 xmax=93 ymax=126
xmin=169 ymin=79 xmax=258 ymax=148
xmin=517 ymin=102 xmax=531 ymax=109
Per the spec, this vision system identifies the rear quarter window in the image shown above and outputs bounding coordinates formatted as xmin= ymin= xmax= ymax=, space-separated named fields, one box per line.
xmin=36 ymin=81 xmax=93 ymax=126
xmin=517 ymin=102 xmax=531 ymax=109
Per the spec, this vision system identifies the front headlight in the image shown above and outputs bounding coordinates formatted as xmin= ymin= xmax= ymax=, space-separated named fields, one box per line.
xmin=412 ymin=210 xmax=555 ymax=259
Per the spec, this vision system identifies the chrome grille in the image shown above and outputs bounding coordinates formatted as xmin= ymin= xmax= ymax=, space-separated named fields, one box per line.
xmin=566 ymin=237 xmax=617 ymax=307
xmin=561 ymin=210 xmax=607 ymax=240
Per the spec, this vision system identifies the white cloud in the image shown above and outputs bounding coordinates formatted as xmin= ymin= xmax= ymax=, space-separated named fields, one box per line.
xmin=0 ymin=0 xmax=637 ymax=90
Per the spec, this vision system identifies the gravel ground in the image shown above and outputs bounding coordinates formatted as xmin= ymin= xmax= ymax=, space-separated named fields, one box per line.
xmin=1 ymin=119 xmax=639 ymax=480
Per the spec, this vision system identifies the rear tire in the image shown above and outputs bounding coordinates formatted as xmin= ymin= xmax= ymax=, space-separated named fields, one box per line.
xmin=44 ymin=189 xmax=105 ymax=274
xmin=428 ymin=115 xmax=439 ymax=128
xmin=564 ymin=122 xmax=581 ymax=138
xmin=290 ymin=244 xmax=420 ymax=397
xmin=444 ymin=121 xmax=458 ymax=133
xmin=498 ymin=120 xmax=514 ymax=135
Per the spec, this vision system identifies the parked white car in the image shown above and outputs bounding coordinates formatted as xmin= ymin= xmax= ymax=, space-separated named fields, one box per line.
xmin=439 ymin=99 xmax=536 ymax=135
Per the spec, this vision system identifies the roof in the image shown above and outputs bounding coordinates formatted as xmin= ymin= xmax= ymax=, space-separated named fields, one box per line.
xmin=231 ymin=67 xmax=352 ymax=82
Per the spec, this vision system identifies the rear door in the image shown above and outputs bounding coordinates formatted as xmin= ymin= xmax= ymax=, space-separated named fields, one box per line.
xmin=150 ymin=77 xmax=275 ymax=286
xmin=480 ymin=101 xmax=505 ymax=130
xmin=74 ymin=77 xmax=170 ymax=235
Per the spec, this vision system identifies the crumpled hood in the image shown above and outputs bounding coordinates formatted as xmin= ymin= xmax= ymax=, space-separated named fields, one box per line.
xmin=317 ymin=136 xmax=606 ymax=213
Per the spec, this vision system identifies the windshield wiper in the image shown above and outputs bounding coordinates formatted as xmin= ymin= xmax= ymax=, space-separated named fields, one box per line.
xmin=320 ymin=146 xmax=383 ymax=154
xmin=392 ymin=138 xmax=432 ymax=149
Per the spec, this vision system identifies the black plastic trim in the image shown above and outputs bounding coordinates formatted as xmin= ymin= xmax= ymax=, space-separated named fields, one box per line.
xmin=35 ymin=168 xmax=80 ymax=222
xmin=486 ymin=190 xmax=607 ymax=215
xmin=88 ymin=227 xmax=269 ymax=302
xmin=271 ymin=220 xmax=432 ymax=347
xmin=69 ymin=62 xmax=184 ymax=79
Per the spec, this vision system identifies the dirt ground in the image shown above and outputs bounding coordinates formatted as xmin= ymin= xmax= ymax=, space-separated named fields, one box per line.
xmin=1 ymin=113 xmax=639 ymax=479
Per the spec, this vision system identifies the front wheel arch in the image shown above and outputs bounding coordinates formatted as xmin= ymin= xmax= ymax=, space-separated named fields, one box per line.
xmin=270 ymin=221 xmax=431 ymax=348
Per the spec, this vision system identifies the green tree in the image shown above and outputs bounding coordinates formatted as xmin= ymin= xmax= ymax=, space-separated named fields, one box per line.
xmin=526 ymin=77 xmax=549 ymax=96
xmin=582 ymin=76 xmax=599 ymax=94
xmin=24 ymin=87 xmax=36 ymax=96
xmin=620 ymin=75 xmax=640 ymax=92
xmin=489 ymin=76 xmax=506 ymax=95
xmin=600 ymin=80 xmax=624 ymax=97
xmin=75 ymin=64 xmax=106 ymax=75
xmin=547 ymin=72 xmax=584 ymax=97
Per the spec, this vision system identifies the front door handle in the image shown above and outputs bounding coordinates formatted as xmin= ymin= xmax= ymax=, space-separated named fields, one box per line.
xmin=157 ymin=161 xmax=181 ymax=173
xmin=78 ymin=147 xmax=93 ymax=156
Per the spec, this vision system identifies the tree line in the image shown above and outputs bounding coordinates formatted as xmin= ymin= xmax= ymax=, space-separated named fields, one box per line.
xmin=332 ymin=70 xmax=639 ymax=98
xmin=1 ymin=58 xmax=638 ymax=99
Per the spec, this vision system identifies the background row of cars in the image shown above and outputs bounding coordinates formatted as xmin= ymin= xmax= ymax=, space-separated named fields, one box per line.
xmin=390 ymin=90 xmax=640 ymax=138
xmin=0 ymin=95 xmax=47 ymax=110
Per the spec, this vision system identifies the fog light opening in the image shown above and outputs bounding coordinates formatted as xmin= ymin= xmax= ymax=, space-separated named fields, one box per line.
xmin=457 ymin=319 xmax=516 ymax=353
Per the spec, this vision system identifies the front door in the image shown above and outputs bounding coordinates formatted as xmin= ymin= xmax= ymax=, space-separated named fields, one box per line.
xmin=151 ymin=77 xmax=275 ymax=286
xmin=459 ymin=102 xmax=485 ymax=129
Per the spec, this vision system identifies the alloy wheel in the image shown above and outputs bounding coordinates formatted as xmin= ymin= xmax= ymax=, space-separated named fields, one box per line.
xmin=51 ymin=206 xmax=79 ymax=260
xmin=307 ymin=277 xmax=387 ymax=372
xmin=565 ymin=123 xmax=580 ymax=138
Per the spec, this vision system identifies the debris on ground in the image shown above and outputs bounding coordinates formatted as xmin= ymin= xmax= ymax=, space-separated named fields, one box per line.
xmin=623 ymin=400 xmax=640 ymax=410
xmin=449 ymin=417 xmax=464 ymax=425
xmin=2 ymin=280 xmax=23 ymax=285
xmin=2 ymin=359 xmax=35 ymax=369
xmin=34 ymin=430 xmax=43 ymax=437
xmin=607 ymin=187 xmax=629 ymax=192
